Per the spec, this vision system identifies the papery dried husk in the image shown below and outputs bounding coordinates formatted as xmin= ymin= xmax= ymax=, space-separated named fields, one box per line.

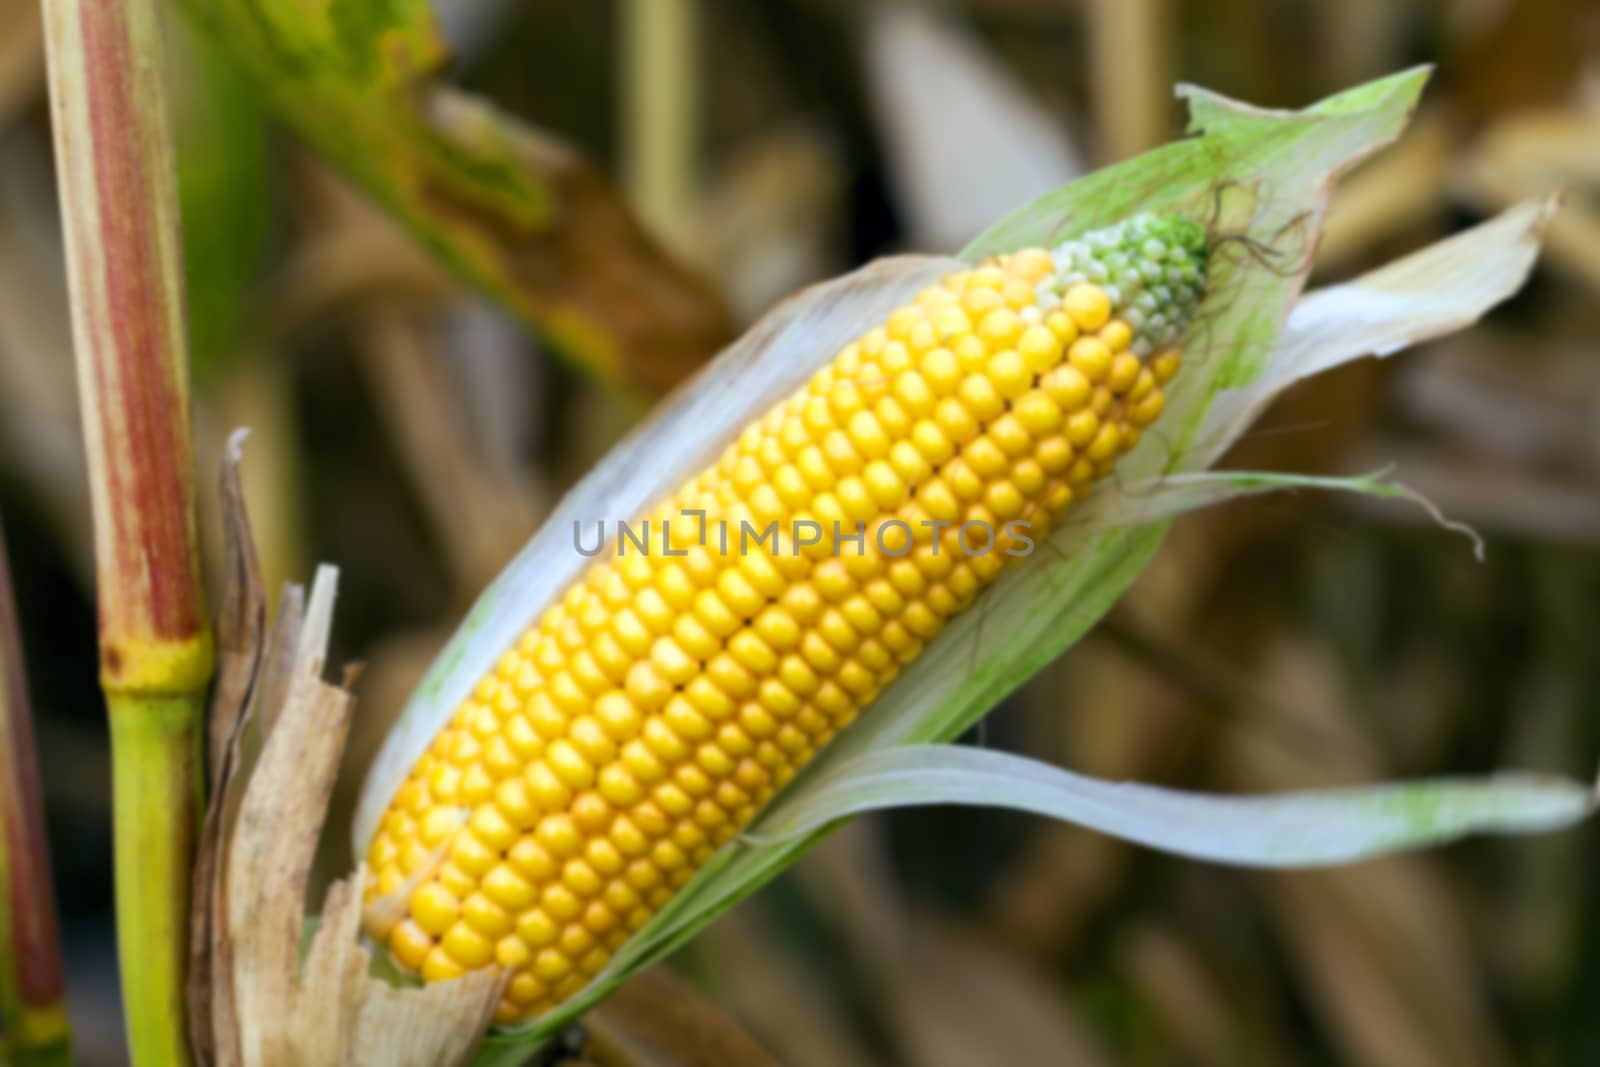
xmin=189 ymin=444 xmax=504 ymax=1067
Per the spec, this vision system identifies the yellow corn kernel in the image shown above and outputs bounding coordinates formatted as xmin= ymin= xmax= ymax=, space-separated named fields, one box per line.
xmin=1063 ymin=284 xmax=1111 ymax=330
xmin=1068 ymin=337 xmax=1112 ymax=382
xmin=367 ymin=213 xmax=1207 ymax=1024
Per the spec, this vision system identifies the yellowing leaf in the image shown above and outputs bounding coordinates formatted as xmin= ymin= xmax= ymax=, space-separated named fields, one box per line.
xmin=175 ymin=0 xmax=731 ymax=393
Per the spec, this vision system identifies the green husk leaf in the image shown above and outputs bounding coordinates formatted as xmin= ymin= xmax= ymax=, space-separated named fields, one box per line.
xmin=473 ymin=69 xmax=1441 ymax=1058
xmin=1060 ymin=468 xmax=1423 ymax=534
xmin=742 ymin=745 xmax=1596 ymax=865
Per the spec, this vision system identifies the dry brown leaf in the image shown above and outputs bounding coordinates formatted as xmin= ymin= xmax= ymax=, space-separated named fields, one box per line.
xmin=887 ymin=916 xmax=1110 ymax=1067
xmin=204 ymin=588 xmax=305 ymax=1066
xmin=188 ymin=566 xmax=503 ymax=1065
xmin=695 ymin=909 xmax=881 ymax=1067
xmin=1223 ymin=639 xmax=1516 ymax=1067
xmin=250 ymin=584 xmax=305 ymax=751
xmin=188 ymin=433 xmax=269 ymax=1065
xmin=1464 ymin=110 xmax=1600 ymax=292
xmin=799 ymin=825 xmax=1107 ymax=1067
xmin=267 ymin=163 xmax=456 ymax=337
xmin=357 ymin=308 xmax=541 ymax=595
xmin=228 ymin=568 xmax=352 ymax=1065
xmin=578 ymin=968 xmax=780 ymax=1067
xmin=0 ymin=0 xmax=44 ymax=126
xmin=1393 ymin=335 xmax=1599 ymax=474
xmin=291 ymin=876 xmax=367 ymax=1061
xmin=353 ymin=963 xmax=502 ymax=1067
xmin=1344 ymin=440 xmax=1600 ymax=547
xmin=300 ymin=869 xmax=502 ymax=1067
xmin=207 ymin=430 xmax=268 ymax=782
xmin=1114 ymin=925 xmax=1232 ymax=1066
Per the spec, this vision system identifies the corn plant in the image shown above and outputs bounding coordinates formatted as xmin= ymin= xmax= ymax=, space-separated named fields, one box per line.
xmin=29 ymin=0 xmax=1594 ymax=1058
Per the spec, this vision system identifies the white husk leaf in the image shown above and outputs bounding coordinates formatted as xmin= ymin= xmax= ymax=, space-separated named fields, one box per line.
xmin=354 ymin=255 xmax=958 ymax=848
xmin=742 ymin=745 xmax=1597 ymax=866
xmin=1194 ymin=196 xmax=1557 ymax=464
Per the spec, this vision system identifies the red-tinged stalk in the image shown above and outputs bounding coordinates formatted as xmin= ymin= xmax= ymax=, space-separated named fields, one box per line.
xmin=40 ymin=0 xmax=212 ymax=1064
xmin=0 ymin=525 xmax=71 ymax=1066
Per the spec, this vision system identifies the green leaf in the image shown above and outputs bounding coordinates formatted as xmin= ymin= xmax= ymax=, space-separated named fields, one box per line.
xmin=174 ymin=0 xmax=730 ymax=392
xmin=171 ymin=20 xmax=274 ymax=380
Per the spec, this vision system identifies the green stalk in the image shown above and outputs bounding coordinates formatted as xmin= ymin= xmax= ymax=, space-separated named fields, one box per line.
xmin=107 ymin=694 xmax=203 ymax=1067
xmin=0 ymin=525 xmax=72 ymax=1066
xmin=39 ymin=0 xmax=213 ymax=1063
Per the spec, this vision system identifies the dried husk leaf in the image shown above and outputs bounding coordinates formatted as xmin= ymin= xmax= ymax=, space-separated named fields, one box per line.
xmin=205 ymin=430 xmax=268 ymax=783
xmin=351 ymin=963 xmax=502 ymax=1067
xmin=227 ymin=568 xmax=349 ymax=1064
xmin=204 ymin=566 xmax=501 ymax=1066
xmin=201 ymin=591 xmax=303 ymax=1066
xmin=189 ymin=432 xmax=267 ymax=1065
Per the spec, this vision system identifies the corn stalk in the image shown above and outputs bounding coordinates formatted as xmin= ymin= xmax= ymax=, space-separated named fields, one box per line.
xmin=0 ymin=523 xmax=71 ymax=1066
xmin=40 ymin=0 xmax=212 ymax=1063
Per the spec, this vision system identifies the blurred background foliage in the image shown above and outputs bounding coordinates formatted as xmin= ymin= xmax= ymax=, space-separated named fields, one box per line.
xmin=1 ymin=0 xmax=1598 ymax=1063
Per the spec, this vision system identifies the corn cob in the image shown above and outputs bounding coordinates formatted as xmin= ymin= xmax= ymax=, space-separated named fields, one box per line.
xmin=364 ymin=214 xmax=1208 ymax=1022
